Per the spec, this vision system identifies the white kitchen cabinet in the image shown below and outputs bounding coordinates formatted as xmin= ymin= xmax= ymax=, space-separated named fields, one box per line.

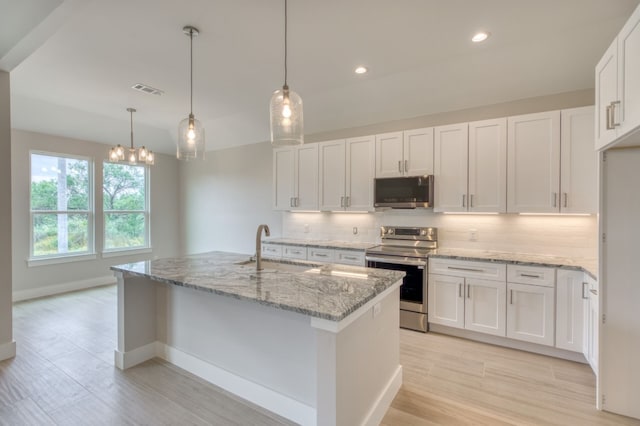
xmin=560 ymin=106 xmax=597 ymax=214
xmin=595 ymin=3 xmax=640 ymax=150
xmin=375 ymin=129 xmax=434 ymax=177
xmin=282 ymin=245 xmax=307 ymax=260
xmin=584 ymin=274 xmax=598 ymax=373
xmin=507 ymin=110 xmax=561 ymax=213
xmin=555 ymin=270 xmax=586 ymax=352
xmin=468 ymin=118 xmax=507 ymax=213
xmin=319 ymin=136 xmax=375 ymax=211
xmin=334 ymin=250 xmax=365 ymax=266
xmin=434 ymin=123 xmax=469 ymax=212
xmin=308 ymin=247 xmax=335 ymax=263
xmin=506 ymin=264 xmax=555 ymax=346
xmin=464 ymin=278 xmax=507 ymax=337
xmin=273 ymin=145 xmax=319 ymax=211
xmin=428 ymin=273 xmax=465 ymax=329
xmin=429 ymin=259 xmax=507 ymax=337
xmin=262 ymin=243 xmax=283 ymax=258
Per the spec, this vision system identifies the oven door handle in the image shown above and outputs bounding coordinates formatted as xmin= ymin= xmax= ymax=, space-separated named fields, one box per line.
xmin=365 ymin=255 xmax=427 ymax=267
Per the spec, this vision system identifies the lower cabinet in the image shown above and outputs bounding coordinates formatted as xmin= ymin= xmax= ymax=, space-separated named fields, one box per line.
xmin=555 ymin=270 xmax=587 ymax=352
xmin=584 ymin=274 xmax=599 ymax=372
xmin=506 ymin=282 xmax=555 ymax=346
xmin=262 ymin=243 xmax=365 ymax=267
xmin=428 ymin=259 xmax=507 ymax=337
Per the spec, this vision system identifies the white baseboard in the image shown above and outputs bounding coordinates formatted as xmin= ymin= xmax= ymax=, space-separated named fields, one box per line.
xmin=114 ymin=341 xmax=157 ymax=370
xmin=13 ymin=275 xmax=116 ymax=302
xmin=156 ymin=342 xmax=317 ymax=426
xmin=0 ymin=340 xmax=16 ymax=361
xmin=362 ymin=365 xmax=402 ymax=426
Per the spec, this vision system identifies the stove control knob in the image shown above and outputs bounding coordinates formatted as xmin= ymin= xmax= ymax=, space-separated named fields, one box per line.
xmin=420 ymin=229 xmax=427 ymax=236
xmin=388 ymin=228 xmax=394 ymax=235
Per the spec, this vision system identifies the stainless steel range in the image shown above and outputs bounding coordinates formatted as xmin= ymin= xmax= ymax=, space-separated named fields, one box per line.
xmin=365 ymin=226 xmax=437 ymax=332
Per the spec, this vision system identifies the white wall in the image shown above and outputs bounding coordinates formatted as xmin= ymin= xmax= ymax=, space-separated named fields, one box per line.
xmin=0 ymin=71 xmax=14 ymax=359
xmin=179 ymin=141 xmax=282 ymax=255
xmin=11 ymin=129 xmax=180 ymax=300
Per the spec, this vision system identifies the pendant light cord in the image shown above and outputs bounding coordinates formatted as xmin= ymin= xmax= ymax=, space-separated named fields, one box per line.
xmin=130 ymin=109 xmax=134 ymax=149
xmin=190 ymin=28 xmax=194 ymax=115
xmin=284 ymin=0 xmax=288 ymax=87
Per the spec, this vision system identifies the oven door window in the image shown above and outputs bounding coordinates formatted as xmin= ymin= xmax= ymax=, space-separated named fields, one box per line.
xmin=367 ymin=261 xmax=424 ymax=304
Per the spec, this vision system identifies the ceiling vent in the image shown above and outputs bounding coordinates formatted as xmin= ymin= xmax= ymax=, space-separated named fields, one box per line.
xmin=131 ymin=83 xmax=164 ymax=96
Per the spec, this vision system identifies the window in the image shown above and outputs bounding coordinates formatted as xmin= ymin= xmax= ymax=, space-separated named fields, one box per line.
xmin=103 ymin=162 xmax=149 ymax=251
xmin=30 ymin=152 xmax=93 ymax=259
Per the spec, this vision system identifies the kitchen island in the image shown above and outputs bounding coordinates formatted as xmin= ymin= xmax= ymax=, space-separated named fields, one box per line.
xmin=111 ymin=252 xmax=404 ymax=426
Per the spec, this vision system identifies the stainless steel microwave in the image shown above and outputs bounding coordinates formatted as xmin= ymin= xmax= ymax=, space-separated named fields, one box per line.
xmin=374 ymin=175 xmax=434 ymax=209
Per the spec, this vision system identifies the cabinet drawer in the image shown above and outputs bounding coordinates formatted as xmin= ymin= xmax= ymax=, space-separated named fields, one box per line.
xmin=282 ymin=245 xmax=307 ymax=260
xmin=507 ymin=264 xmax=555 ymax=287
xmin=308 ymin=248 xmax=335 ymax=262
xmin=262 ymin=244 xmax=282 ymax=258
xmin=335 ymin=250 xmax=365 ymax=266
xmin=429 ymin=258 xmax=506 ymax=281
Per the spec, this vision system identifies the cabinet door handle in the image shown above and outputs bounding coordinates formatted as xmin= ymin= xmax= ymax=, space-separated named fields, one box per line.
xmin=340 ymin=196 xmax=344 ymax=207
xmin=467 ymin=284 xmax=471 ymax=299
xmin=346 ymin=196 xmax=350 ymax=207
xmin=520 ymin=273 xmax=541 ymax=278
xmin=398 ymin=160 xmax=402 ymax=173
xmin=447 ymin=266 xmax=484 ymax=273
xmin=510 ymin=289 xmax=514 ymax=304
xmin=290 ymin=197 xmax=295 ymax=207
xmin=458 ymin=283 xmax=462 ymax=298
xmin=462 ymin=194 xmax=466 ymax=208
xmin=470 ymin=194 xmax=474 ymax=208
xmin=582 ymin=282 xmax=589 ymax=300
xmin=563 ymin=193 xmax=568 ymax=208
xmin=611 ymin=100 xmax=621 ymax=127
xmin=552 ymin=192 xmax=558 ymax=208
xmin=404 ymin=160 xmax=408 ymax=174
xmin=606 ymin=104 xmax=614 ymax=130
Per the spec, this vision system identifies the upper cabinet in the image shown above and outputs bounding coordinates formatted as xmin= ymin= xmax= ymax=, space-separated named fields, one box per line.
xmin=595 ymin=4 xmax=640 ymax=150
xmin=507 ymin=111 xmax=561 ymax=213
xmin=560 ymin=106 xmax=597 ymax=214
xmin=273 ymin=144 xmax=318 ymax=211
xmin=375 ymin=129 xmax=434 ymax=177
xmin=434 ymin=123 xmax=469 ymax=212
xmin=319 ymin=136 xmax=375 ymax=212
xmin=435 ymin=119 xmax=506 ymax=213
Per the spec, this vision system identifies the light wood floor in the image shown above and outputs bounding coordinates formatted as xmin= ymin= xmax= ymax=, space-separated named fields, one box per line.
xmin=2 ymin=285 xmax=638 ymax=425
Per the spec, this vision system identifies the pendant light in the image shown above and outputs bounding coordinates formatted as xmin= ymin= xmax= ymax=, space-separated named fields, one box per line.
xmin=270 ymin=0 xmax=303 ymax=146
xmin=177 ymin=25 xmax=205 ymax=160
xmin=109 ymin=108 xmax=154 ymax=165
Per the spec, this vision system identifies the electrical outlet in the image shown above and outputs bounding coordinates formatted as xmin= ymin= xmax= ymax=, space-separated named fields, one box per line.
xmin=353 ymin=227 xmax=358 ymax=235
xmin=304 ymin=224 xmax=310 ymax=233
xmin=469 ymin=229 xmax=478 ymax=241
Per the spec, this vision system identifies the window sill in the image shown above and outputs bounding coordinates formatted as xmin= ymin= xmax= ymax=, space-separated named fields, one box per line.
xmin=27 ymin=253 xmax=97 ymax=267
xmin=102 ymin=247 xmax=152 ymax=258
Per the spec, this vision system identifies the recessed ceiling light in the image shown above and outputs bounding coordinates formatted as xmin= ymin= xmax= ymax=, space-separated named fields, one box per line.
xmin=354 ymin=66 xmax=368 ymax=74
xmin=471 ymin=32 xmax=490 ymax=43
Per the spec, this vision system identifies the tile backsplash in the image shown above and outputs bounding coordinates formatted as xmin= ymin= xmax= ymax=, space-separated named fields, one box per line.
xmin=282 ymin=210 xmax=597 ymax=259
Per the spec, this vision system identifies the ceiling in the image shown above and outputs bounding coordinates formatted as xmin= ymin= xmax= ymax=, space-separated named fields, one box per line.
xmin=2 ymin=0 xmax=640 ymax=154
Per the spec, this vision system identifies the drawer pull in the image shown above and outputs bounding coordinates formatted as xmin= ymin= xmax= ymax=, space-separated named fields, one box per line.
xmin=510 ymin=289 xmax=514 ymax=304
xmin=314 ymin=253 xmax=328 ymax=257
xmin=343 ymin=256 xmax=358 ymax=261
xmin=467 ymin=284 xmax=471 ymax=299
xmin=447 ymin=266 xmax=485 ymax=273
xmin=520 ymin=273 xmax=541 ymax=278
xmin=458 ymin=283 xmax=462 ymax=298
xmin=582 ymin=282 xmax=589 ymax=299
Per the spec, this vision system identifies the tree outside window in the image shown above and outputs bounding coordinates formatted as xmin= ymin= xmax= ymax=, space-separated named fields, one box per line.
xmin=30 ymin=153 xmax=93 ymax=257
xmin=103 ymin=163 xmax=149 ymax=250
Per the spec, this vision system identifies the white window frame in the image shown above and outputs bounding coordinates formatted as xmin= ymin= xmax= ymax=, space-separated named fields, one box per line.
xmin=102 ymin=162 xmax=151 ymax=255
xmin=28 ymin=151 xmax=95 ymax=265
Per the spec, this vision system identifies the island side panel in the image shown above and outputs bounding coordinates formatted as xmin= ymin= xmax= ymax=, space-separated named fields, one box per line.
xmin=155 ymin=283 xmax=318 ymax=422
xmin=316 ymin=286 xmax=402 ymax=426
xmin=115 ymin=272 xmax=158 ymax=369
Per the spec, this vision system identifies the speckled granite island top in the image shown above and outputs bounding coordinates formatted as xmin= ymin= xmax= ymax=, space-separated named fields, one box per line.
xmin=263 ymin=238 xmax=375 ymax=251
xmin=430 ymin=248 xmax=597 ymax=279
xmin=111 ymin=251 xmax=404 ymax=322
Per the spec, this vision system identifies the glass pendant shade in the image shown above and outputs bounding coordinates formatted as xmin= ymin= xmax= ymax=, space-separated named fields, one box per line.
xmin=270 ymin=86 xmax=303 ymax=146
xmin=138 ymin=146 xmax=148 ymax=161
xmin=108 ymin=108 xmax=153 ymax=166
xmin=177 ymin=114 xmax=205 ymax=160
xmin=145 ymin=151 xmax=155 ymax=165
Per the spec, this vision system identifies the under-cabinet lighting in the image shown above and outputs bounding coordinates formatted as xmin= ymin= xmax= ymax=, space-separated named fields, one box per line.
xmin=442 ymin=212 xmax=499 ymax=215
xmin=519 ymin=213 xmax=593 ymax=217
xmin=330 ymin=211 xmax=369 ymax=214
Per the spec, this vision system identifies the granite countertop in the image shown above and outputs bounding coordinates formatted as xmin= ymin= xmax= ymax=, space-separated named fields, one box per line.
xmin=429 ymin=248 xmax=597 ymax=279
xmin=111 ymin=251 xmax=404 ymax=322
xmin=262 ymin=238 xmax=375 ymax=251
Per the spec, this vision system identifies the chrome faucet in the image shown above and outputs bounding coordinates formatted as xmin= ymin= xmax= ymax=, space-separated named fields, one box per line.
xmin=255 ymin=224 xmax=271 ymax=271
